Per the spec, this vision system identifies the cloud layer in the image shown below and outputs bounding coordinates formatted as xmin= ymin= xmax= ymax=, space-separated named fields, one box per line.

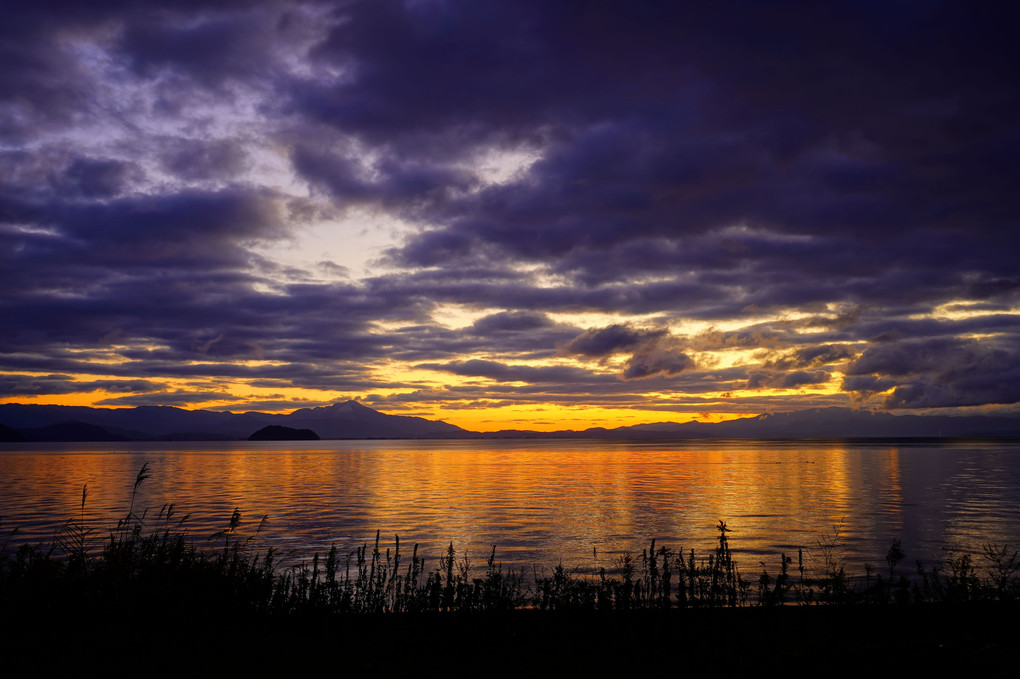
xmin=2 ymin=1 xmax=1018 ymax=425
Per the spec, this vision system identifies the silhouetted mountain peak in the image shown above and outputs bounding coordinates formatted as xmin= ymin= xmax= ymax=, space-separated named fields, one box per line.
xmin=331 ymin=399 xmax=372 ymax=411
xmin=316 ymin=400 xmax=379 ymax=420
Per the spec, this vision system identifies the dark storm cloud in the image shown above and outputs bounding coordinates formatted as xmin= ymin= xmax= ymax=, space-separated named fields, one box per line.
xmin=369 ymin=0 xmax=1020 ymax=268
xmin=688 ymin=326 xmax=794 ymax=352
xmin=469 ymin=311 xmax=553 ymax=335
xmin=843 ymin=336 xmax=1020 ymax=408
xmin=59 ymin=189 xmax=288 ymax=255
xmin=292 ymin=143 xmax=477 ymax=212
xmin=160 ymin=138 xmax=250 ymax=181
xmin=96 ymin=390 xmax=242 ymax=407
xmin=563 ymin=324 xmax=696 ymax=380
xmin=746 ymin=370 xmax=831 ymax=391
xmin=1 ymin=187 xmax=288 ymax=295
xmin=2 ymin=0 xmax=1019 ymax=414
xmin=621 ymin=350 xmax=696 ymax=381
xmin=1 ymin=2 xmax=276 ymax=140
xmin=89 ymin=379 xmax=164 ymax=393
xmin=295 ymin=1 xmax=568 ymax=146
xmin=371 ymin=311 xmax=578 ymax=363
xmin=0 ymin=375 xmax=162 ymax=396
xmin=765 ymin=345 xmax=858 ymax=370
xmin=2 ymin=150 xmax=142 ymax=212
xmin=116 ymin=12 xmax=276 ymax=87
xmin=844 ymin=314 xmax=1020 ymax=345
xmin=59 ymin=157 xmax=141 ymax=198
xmin=0 ymin=7 xmax=89 ymax=141
xmin=564 ymin=325 xmax=663 ymax=358
xmin=415 ymin=360 xmax=603 ymax=385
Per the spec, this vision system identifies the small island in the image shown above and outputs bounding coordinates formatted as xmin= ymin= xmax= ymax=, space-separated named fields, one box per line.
xmin=248 ymin=425 xmax=320 ymax=441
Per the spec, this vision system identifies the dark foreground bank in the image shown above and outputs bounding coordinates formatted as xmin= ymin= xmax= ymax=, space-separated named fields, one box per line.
xmin=2 ymin=604 xmax=1016 ymax=674
xmin=3 ymin=468 xmax=1018 ymax=672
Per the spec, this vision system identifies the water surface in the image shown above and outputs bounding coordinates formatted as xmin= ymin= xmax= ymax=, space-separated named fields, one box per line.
xmin=2 ymin=438 xmax=1018 ymax=576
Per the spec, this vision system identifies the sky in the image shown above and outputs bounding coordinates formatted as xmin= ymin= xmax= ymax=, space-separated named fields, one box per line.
xmin=2 ymin=0 xmax=1019 ymax=431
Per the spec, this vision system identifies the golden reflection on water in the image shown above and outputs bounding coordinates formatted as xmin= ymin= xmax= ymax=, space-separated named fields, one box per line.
xmin=1 ymin=439 xmax=1018 ymax=572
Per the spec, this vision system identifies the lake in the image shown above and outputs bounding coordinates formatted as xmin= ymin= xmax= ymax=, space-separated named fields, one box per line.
xmin=2 ymin=438 xmax=1019 ymax=579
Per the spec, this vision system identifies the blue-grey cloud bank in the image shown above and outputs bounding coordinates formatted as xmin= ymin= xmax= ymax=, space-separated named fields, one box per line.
xmin=2 ymin=1 xmax=1018 ymax=428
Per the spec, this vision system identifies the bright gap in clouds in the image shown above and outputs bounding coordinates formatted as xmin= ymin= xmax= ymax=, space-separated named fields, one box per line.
xmin=251 ymin=143 xmax=545 ymax=280
xmin=912 ymin=301 xmax=1020 ymax=321
xmin=252 ymin=208 xmax=413 ymax=280
xmin=468 ymin=145 xmax=543 ymax=187
xmin=429 ymin=304 xmax=498 ymax=330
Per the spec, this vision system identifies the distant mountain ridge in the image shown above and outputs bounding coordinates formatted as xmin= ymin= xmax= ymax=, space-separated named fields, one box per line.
xmin=479 ymin=407 xmax=1020 ymax=439
xmin=0 ymin=400 xmax=470 ymax=441
xmin=1 ymin=402 xmax=1019 ymax=442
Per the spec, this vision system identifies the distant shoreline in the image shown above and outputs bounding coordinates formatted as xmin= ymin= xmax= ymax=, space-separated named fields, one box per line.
xmin=4 ymin=403 xmax=1020 ymax=441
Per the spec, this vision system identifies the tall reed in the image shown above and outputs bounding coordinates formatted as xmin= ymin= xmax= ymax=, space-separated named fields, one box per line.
xmin=3 ymin=465 xmax=1019 ymax=616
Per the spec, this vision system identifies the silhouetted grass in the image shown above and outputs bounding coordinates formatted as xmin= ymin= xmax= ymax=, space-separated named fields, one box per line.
xmin=2 ymin=466 xmax=1019 ymax=618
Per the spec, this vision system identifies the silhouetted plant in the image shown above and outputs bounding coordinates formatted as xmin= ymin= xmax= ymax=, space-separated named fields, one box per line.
xmin=815 ymin=520 xmax=852 ymax=604
xmin=982 ymin=543 xmax=1020 ymax=601
xmin=5 ymin=466 xmax=1020 ymax=616
xmin=758 ymin=553 xmax=792 ymax=607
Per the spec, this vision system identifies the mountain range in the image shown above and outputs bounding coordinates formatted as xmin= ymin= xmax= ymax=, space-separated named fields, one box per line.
xmin=1 ymin=401 xmax=1020 ymax=442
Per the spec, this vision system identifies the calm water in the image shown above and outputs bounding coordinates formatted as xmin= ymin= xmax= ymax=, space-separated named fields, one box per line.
xmin=2 ymin=438 xmax=1019 ymax=576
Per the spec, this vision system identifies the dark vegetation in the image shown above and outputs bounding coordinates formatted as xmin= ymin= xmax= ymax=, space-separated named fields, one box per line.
xmin=248 ymin=425 xmax=320 ymax=440
xmin=2 ymin=465 xmax=1018 ymax=670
